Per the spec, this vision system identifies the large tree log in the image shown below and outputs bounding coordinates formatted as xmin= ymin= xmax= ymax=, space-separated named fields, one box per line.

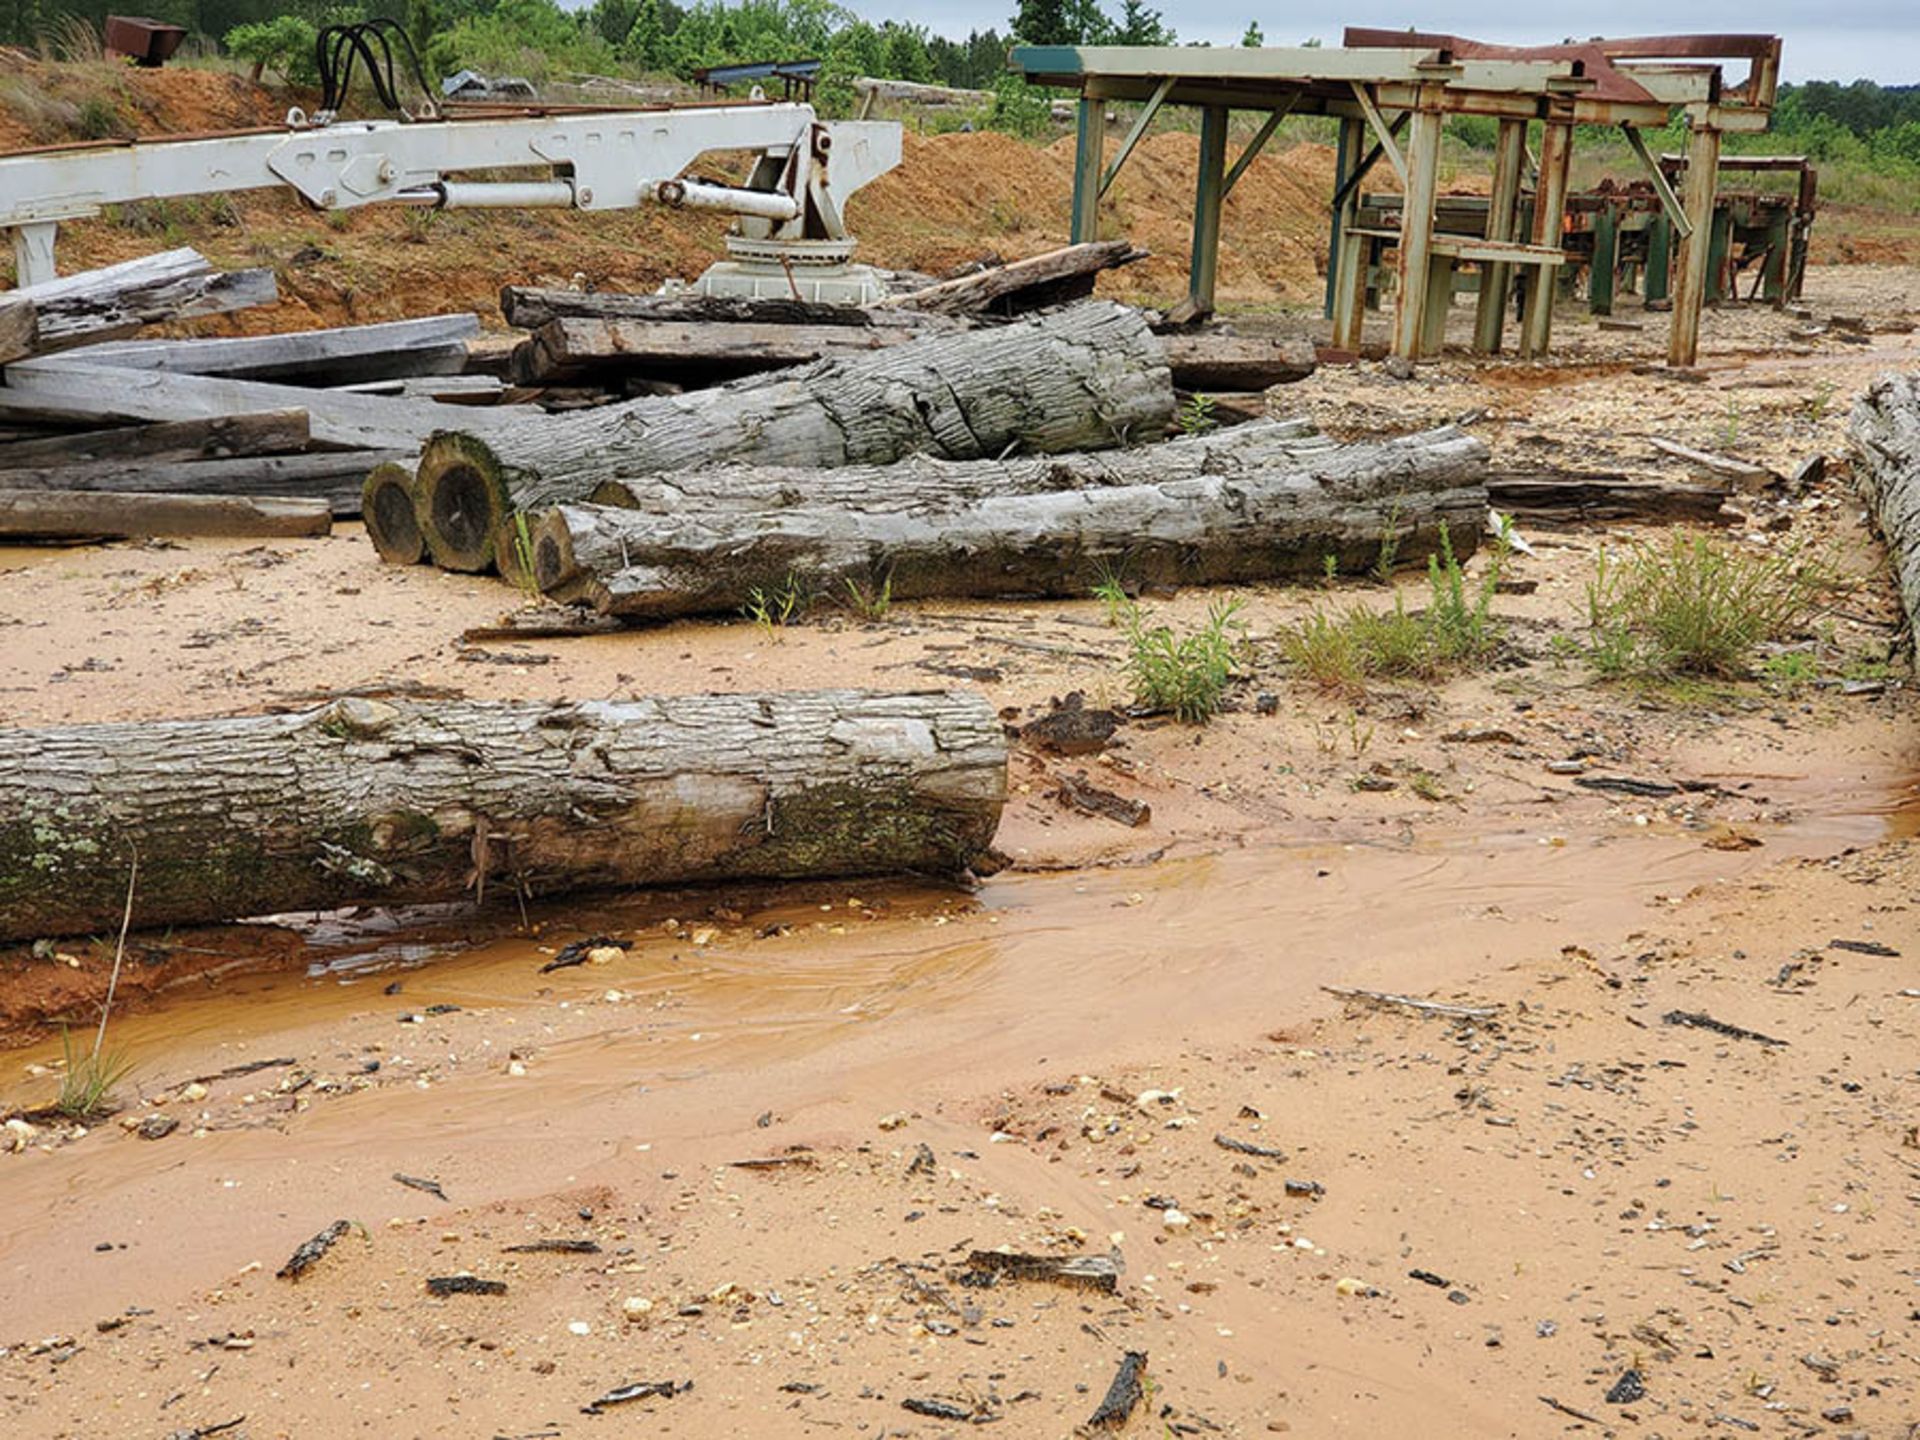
xmin=1487 ymin=469 xmax=1731 ymax=525
xmin=1849 ymin=371 xmax=1920 ymax=632
xmin=532 ymin=426 xmax=1489 ymax=620
xmin=0 ymin=409 xmax=311 ymax=469
xmin=0 ymin=690 xmax=1006 ymax=942
xmin=875 ymin=242 xmax=1145 ymax=317
xmin=5 ymin=248 xmax=278 ymax=359
xmin=500 ymin=286 xmax=959 ymax=333
xmin=509 ymin=315 xmax=946 ymax=386
xmin=0 ymin=449 xmax=409 ymax=517
xmin=0 ymin=488 xmax=331 ymax=540
xmin=407 ymin=301 xmax=1174 ymax=573
xmin=77 ymin=315 xmax=480 ymax=385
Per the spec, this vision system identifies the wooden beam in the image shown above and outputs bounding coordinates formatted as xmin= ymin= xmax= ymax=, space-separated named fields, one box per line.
xmin=0 ymin=488 xmax=332 ymax=540
xmin=0 ymin=449 xmax=407 ymax=517
xmin=76 ymin=315 xmax=480 ymax=385
xmin=1100 ymin=76 xmax=1174 ymax=199
xmin=1473 ymin=118 xmax=1527 ymax=355
xmin=0 ymin=409 xmax=310 ymax=469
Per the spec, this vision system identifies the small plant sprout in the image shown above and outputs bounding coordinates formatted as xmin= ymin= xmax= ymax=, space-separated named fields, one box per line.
xmin=842 ymin=573 xmax=892 ymax=621
xmin=1178 ymin=392 xmax=1217 ymax=435
xmin=1090 ymin=565 xmax=1136 ymax=628
xmin=1120 ymin=597 xmax=1247 ymax=723
xmin=742 ymin=570 xmax=809 ymax=640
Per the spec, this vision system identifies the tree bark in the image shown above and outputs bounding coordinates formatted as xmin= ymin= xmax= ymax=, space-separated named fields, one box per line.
xmin=532 ymin=426 xmax=1488 ymax=620
xmin=78 ymin=314 xmax=479 ymax=385
xmin=874 ymin=242 xmax=1145 ymax=317
xmin=406 ymin=301 xmax=1173 ymax=573
xmin=0 ymin=449 xmax=409 ymax=517
xmin=8 ymin=248 xmax=278 ymax=357
xmin=0 ymin=690 xmax=1007 ymax=942
xmin=0 ymin=409 xmax=311 ymax=469
xmin=0 ymin=488 xmax=331 ymax=540
xmin=1849 ymin=371 xmax=1920 ymax=632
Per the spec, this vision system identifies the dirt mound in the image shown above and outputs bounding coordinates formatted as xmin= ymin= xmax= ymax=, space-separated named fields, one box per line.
xmin=0 ymin=51 xmax=279 ymax=151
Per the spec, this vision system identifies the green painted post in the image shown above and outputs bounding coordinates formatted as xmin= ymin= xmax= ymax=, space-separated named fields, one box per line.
xmin=1186 ymin=104 xmax=1229 ymax=320
xmin=1706 ymin=206 xmax=1732 ymax=304
xmin=1589 ymin=203 xmax=1619 ymax=315
xmin=1645 ymin=212 xmax=1672 ymax=302
xmin=1324 ymin=117 xmax=1357 ymax=320
xmin=1761 ymin=208 xmax=1790 ymax=305
xmin=1070 ymin=95 xmax=1102 ymax=244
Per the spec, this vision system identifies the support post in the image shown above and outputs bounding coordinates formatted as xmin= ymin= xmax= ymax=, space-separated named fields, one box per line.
xmin=1706 ymin=205 xmax=1732 ymax=303
xmin=1645 ymin=212 xmax=1672 ymax=303
xmin=1668 ymin=117 xmax=1721 ymax=368
xmin=1521 ymin=114 xmax=1573 ymax=359
xmin=1324 ymin=116 xmax=1361 ymax=320
xmin=1390 ymin=88 xmax=1443 ymax=360
xmin=1473 ymin=118 xmax=1525 ymax=354
xmin=1183 ymin=104 xmax=1230 ymax=322
xmin=1100 ymin=77 xmax=1173 ymax=200
xmin=1589 ymin=202 xmax=1619 ymax=315
xmin=1328 ymin=119 xmax=1367 ymax=349
xmin=1069 ymin=95 xmax=1103 ymax=244
xmin=10 ymin=222 xmax=56 ymax=287
xmin=1761 ymin=206 xmax=1789 ymax=305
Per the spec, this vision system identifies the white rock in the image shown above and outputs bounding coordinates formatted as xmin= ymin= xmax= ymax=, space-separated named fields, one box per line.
xmin=622 ymin=1296 xmax=654 ymax=1324
xmin=1161 ymin=1208 xmax=1192 ymax=1232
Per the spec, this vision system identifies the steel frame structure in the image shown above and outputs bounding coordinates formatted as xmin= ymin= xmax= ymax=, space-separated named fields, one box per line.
xmin=1011 ymin=32 xmax=1782 ymax=367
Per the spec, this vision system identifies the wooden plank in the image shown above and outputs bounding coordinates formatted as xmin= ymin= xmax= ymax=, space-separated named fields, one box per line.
xmin=0 ymin=488 xmax=331 ymax=540
xmin=1157 ymin=333 xmax=1316 ymax=390
xmin=499 ymin=287 xmax=958 ymax=333
xmin=0 ymin=298 xmax=35 ymax=366
xmin=0 ymin=449 xmax=406 ymax=517
xmin=0 ymin=409 xmax=310 ymax=469
xmin=875 ymin=241 xmax=1144 ymax=317
xmin=511 ymin=316 xmax=940 ymax=385
xmin=77 ymin=315 xmax=480 ymax=385
xmin=13 ymin=249 xmax=279 ymax=355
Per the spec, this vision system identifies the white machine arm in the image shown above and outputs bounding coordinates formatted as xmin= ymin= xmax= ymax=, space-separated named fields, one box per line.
xmin=0 ymin=103 xmax=902 ymax=293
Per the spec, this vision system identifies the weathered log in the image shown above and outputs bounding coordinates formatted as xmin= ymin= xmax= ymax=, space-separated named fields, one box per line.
xmin=532 ymin=426 xmax=1489 ymax=620
xmin=1159 ymin=333 xmax=1317 ymax=391
xmin=852 ymin=76 xmax=992 ymax=108
xmin=0 ymin=690 xmax=1007 ymax=942
xmin=499 ymin=285 xmax=958 ymax=333
xmin=509 ymin=315 xmax=959 ymax=386
xmin=78 ymin=315 xmax=479 ymax=385
xmin=875 ymin=241 xmax=1145 ymax=317
xmin=407 ymin=302 xmax=1173 ymax=573
xmin=0 ymin=449 xmax=409 ymax=517
xmin=1487 ymin=470 xmax=1731 ymax=525
xmin=0 ymin=488 xmax=331 ymax=540
xmin=0 ymin=299 xmax=35 ymax=366
xmin=587 ymin=417 xmax=1325 ymax=512
xmin=9 ymin=248 xmax=278 ymax=356
xmin=0 ymin=409 xmax=311 ymax=469
xmin=363 ymin=461 xmax=427 ymax=562
xmin=1849 ymin=371 xmax=1920 ymax=633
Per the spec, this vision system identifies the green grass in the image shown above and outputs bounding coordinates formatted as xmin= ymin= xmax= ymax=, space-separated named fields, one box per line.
xmin=1118 ymin=596 xmax=1247 ymax=723
xmin=1758 ymin=650 xmax=1819 ymax=693
xmin=841 ymin=573 xmax=892 ymax=621
xmin=743 ymin=571 xmax=810 ymax=640
xmin=53 ymin=1028 xmax=133 ymax=1122
xmin=1583 ymin=536 xmax=1833 ymax=680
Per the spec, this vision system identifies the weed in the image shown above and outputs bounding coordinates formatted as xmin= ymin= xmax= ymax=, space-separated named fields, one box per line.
xmin=1372 ymin=499 xmax=1407 ymax=579
xmin=743 ymin=571 xmax=809 ymax=640
xmin=842 ymin=573 xmax=892 ymax=621
xmin=1178 ymin=392 xmax=1217 ymax=435
xmin=508 ymin=513 xmax=539 ymax=598
xmin=1345 ymin=709 xmax=1374 ymax=758
xmin=1321 ymin=553 xmax=1339 ymax=588
xmin=75 ymin=96 xmax=123 ymax=141
xmin=401 ymin=207 xmax=440 ymax=245
xmin=1805 ymin=381 xmax=1837 ymax=424
xmin=1758 ymin=650 xmax=1818 ymax=692
xmin=1584 ymin=535 xmax=1831 ymax=679
xmin=1408 ymin=769 xmax=1448 ymax=802
xmin=1091 ymin=565 xmax=1135 ymax=628
xmin=1720 ymin=398 xmax=1742 ymax=449
xmin=1120 ymin=597 xmax=1246 ymax=723
xmin=54 ymin=1028 xmax=133 ymax=1121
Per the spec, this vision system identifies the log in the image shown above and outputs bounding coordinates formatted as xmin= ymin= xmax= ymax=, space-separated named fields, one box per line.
xmin=509 ymin=315 xmax=959 ymax=386
xmin=77 ymin=315 xmax=480 ymax=385
xmin=0 ymin=409 xmax=311 ymax=469
xmin=0 ymin=298 xmax=34 ymax=366
xmin=1487 ymin=470 xmax=1731 ymax=525
xmin=1159 ymin=333 xmax=1317 ymax=391
xmin=0 ymin=691 xmax=1007 ymax=942
xmin=363 ymin=461 xmax=427 ymax=562
xmin=1648 ymin=437 xmax=1778 ymax=493
xmin=9 ymin=248 xmax=278 ymax=357
xmin=852 ymin=76 xmax=992 ymax=108
xmin=406 ymin=301 xmax=1174 ymax=573
xmin=0 ymin=449 xmax=410 ymax=517
xmin=0 ymin=488 xmax=331 ymax=540
xmin=499 ymin=286 xmax=959 ymax=333
xmin=532 ymin=426 xmax=1489 ymax=620
xmin=875 ymin=242 xmax=1145 ymax=317
xmin=1849 ymin=371 xmax=1920 ymax=633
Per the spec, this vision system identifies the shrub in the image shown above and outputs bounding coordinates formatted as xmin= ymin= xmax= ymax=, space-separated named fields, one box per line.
xmin=1119 ymin=596 xmax=1246 ymax=723
xmin=225 ymin=16 xmax=320 ymax=85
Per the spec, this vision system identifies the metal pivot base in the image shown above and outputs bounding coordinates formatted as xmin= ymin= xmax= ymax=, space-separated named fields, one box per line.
xmin=689 ymin=242 xmax=887 ymax=305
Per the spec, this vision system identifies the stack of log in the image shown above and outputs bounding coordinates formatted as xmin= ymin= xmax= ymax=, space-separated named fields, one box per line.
xmin=1849 ymin=372 xmax=1920 ymax=634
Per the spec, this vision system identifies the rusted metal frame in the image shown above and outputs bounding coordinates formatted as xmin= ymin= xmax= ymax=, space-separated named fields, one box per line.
xmin=1069 ymin=94 xmax=1103 ymax=243
xmin=1224 ymin=94 xmax=1300 ymax=199
xmin=1473 ymin=117 xmax=1527 ymax=354
xmin=1760 ymin=205 xmax=1790 ymax=305
xmin=1330 ymin=112 xmax=1408 ymax=211
xmin=1098 ymin=76 xmax=1175 ymax=200
xmin=1350 ymin=82 xmax=1408 ymax=184
xmin=1667 ymin=113 xmax=1722 ymax=368
xmin=1645 ymin=211 xmax=1673 ymax=302
xmin=1329 ymin=115 xmax=1370 ymax=350
xmin=1620 ymin=123 xmax=1692 ymax=237
xmin=1390 ymin=84 xmax=1446 ymax=360
xmin=1521 ymin=107 xmax=1576 ymax=358
xmin=1589 ymin=202 xmax=1620 ymax=314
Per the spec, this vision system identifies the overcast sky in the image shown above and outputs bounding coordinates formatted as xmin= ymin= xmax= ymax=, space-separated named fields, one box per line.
xmin=872 ymin=1 xmax=1917 ymax=85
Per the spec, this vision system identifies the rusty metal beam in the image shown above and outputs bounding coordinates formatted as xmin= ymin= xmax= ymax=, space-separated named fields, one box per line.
xmin=1350 ymin=82 xmax=1407 ymax=184
xmin=1620 ymin=123 xmax=1692 ymax=237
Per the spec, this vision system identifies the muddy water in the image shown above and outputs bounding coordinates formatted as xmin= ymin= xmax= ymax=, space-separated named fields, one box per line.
xmin=1 ymin=758 xmax=1912 ymax=1336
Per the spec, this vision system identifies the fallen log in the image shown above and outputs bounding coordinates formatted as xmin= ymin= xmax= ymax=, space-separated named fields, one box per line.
xmin=0 ymin=409 xmax=311 ymax=469
xmin=1849 ymin=371 xmax=1920 ymax=633
xmin=499 ymin=285 xmax=958 ymax=333
xmin=0 ymin=449 xmax=409 ymax=517
xmin=7 ymin=248 xmax=278 ymax=358
xmin=363 ymin=461 xmax=427 ymax=562
xmin=508 ymin=315 xmax=943 ymax=386
xmin=533 ymin=426 xmax=1488 ymax=619
xmin=405 ymin=301 xmax=1173 ymax=573
xmin=78 ymin=314 xmax=479 ymax=385
xmin=1158 ymin=333 xmax=1317 ymax=390
xmin=0 ymin=691 xmax=1007 ymax=942
xmin=1487 ymin=470 xmax=1731 ymax=525
xmin=0 ymin=488 xmax=330 ymax=540
xmin=1649 ymin=436 xmax=1778 ymax=493
xmin=876 ymin=241 xmax=1145 ymax=317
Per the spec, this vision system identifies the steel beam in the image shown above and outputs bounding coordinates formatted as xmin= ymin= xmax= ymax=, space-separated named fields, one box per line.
xmin=1472 ymin=118 xmax=1526 ymax=353
xmin=1667 ymin=119 xmax=1722 ymax=367
xmin=1620 ymin=123 xmax=1692 ymax=237
xmin=1645 ymin=212 xmax=1672 ymax=302
xmin=1391 ymin=88 xmax=1445 ymax=359
xmin=1521 ymin=115 xmax=1574 ymax=358
xmin=1183 ymin=105 xmax=1230 ymax=321
xmin=1070 ymin=95 xmax=1103 ymax=242
xmin=1224 ymin=97 xmax=1297 ymax=199
xmin=1099 ymin=77 xmax=1173 ymax=199
xmin=1351 ymin=83 xmax=1409 ymax=184
xmin=1589 ymin=202 xmax=1620 ymax=314
xmin=1326 ymin=116 xmax=1365 ymax=329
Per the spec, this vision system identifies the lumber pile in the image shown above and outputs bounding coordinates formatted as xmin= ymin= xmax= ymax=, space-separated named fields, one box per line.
xmin=1849 ymin=371 xmax=1920 ymax=632
xmin=0 ymin=247 xmax=279 ymax=363
xmin=0 ymin=691 xmax=1008 ymax=942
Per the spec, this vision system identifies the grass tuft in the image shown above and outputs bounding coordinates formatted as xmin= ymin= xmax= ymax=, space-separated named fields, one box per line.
xmin=1115 ymin=596 xmax=1246 ymax=723
xmin=54 ymin=1028 xmax=133 ymax=1122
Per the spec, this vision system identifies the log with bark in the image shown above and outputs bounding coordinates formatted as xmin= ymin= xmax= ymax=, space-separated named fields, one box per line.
xmin=363 ymin=461 xmax=427 ymax=562
xmin=0 ymin=409 xmax=311 ymax=469
xmin=875 ymin=241 xmax=1146 ymax=317
xmin=77 ymin=314 xmax=479 ymax=385
xmin=531 ymin=425 xmax=1489 ymax=620
xmin=0 ymin=449 xmax=409 ymax=517
xmin=0 ymin=488 xmax=331 ymax=541
xmin=401 ymin=301 xmax=1174 ymax=573
xmin=0 ymin=690 xmax=1006 ymax=942
xmin=1849 ymin=371 xmax=1920 ymax=632
xmin=3 ymin=248 xmax=278 ymax=360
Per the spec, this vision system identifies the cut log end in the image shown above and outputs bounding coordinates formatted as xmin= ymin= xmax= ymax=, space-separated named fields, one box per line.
xmin=363 ymin=462 xmax=425 ymax=565
xmin=416 ymin=433 xmax=509 ymax=573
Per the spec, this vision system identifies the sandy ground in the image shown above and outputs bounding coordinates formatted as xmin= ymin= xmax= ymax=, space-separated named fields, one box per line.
xmin=1 ymin=245 xmax=1918 ymax=1440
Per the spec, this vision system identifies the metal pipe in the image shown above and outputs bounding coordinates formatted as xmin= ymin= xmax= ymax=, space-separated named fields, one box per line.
xmin=439 ymin=180 xmax=576 ymax=209
xmin=654 ymin=178 xmax=799 ymax=221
